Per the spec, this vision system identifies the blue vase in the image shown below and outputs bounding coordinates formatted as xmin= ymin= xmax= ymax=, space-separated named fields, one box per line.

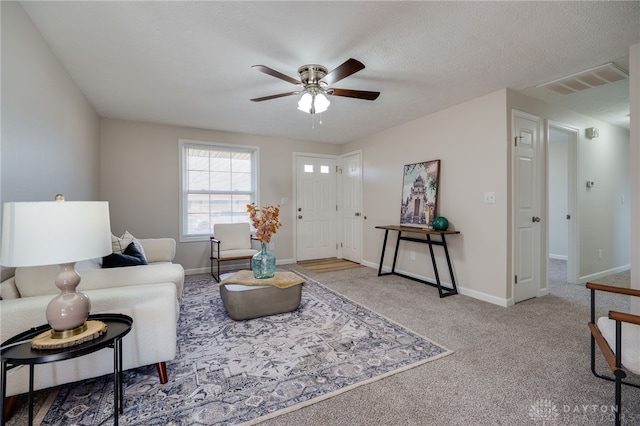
xmin=252 ymin=242 xmax=276 ymax=279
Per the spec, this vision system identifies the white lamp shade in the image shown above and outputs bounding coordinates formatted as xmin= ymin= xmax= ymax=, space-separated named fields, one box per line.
xmin=0 ymin=201 xmax=112 ymax=267
xmin=297 ymin=92 xmax=330 ymax=114
xmin=314 ymin=93 xmax=330 ymax=113
xmin=297 ymin=93 xmax=313 ymax=112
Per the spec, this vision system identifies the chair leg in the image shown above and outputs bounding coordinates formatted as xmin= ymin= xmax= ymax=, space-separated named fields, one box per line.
xmin=589 ymin=333 xmax=613 ymax=382
xmin=614 ymin=321 xmax=622 ymax=426
xmin=156 ymin=362 xmax=168 ymax=384
xmin=615 ymin=374 xmax=622 ymax=426
xmin=211 ymin=259 xmax=220 ymax=282
xmin=3 ymin=395 xmax=19 ymax=422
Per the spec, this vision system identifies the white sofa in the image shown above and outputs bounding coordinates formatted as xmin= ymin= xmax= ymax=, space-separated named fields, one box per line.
xmin=0 ymin=238 xmax=185 ymax=398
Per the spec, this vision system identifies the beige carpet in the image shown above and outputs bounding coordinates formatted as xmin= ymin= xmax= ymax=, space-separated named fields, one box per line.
xmin=297 ymin=258 xmax=364 ymax=273
xmin=8 ymin=263 xmax=637 ymax=425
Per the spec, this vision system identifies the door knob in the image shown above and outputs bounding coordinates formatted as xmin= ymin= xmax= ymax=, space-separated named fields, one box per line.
xmin=532 ymin=216 xmax=541 ymax=223
xmin=355 ymin=212 xmax=361 ymax=216
xmin=298 ymin=215 xmax=303 ymax=219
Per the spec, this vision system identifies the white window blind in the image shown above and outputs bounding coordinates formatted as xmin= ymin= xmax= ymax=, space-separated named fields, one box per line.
xmin=179 ymin=140 xmax=258 ymax=240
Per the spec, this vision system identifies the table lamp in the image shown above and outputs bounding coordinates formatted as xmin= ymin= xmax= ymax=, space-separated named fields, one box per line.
xmin=0 ymin=195 xmax=111 ymax=341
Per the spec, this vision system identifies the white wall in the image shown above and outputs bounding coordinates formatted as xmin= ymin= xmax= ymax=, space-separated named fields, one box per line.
xmin=579 ymin=123 xmax=630 ymax=278
xmin=344 ymin=90 xmax=510 ymax=304
xmin=99 ymin=119 xmax=340 ymax=272
xmin=4 ymin=0 xmax=637 ymax=307
xmin=1 ymin=2 xmax=100 ymax=281
xmin=507 ymin=90 xmax=630 ymax=282
xmin=1 ymin=2 xmax=100 ymax=203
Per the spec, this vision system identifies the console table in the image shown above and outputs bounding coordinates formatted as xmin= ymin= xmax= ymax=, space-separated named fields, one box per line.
xmin=376 ymin=225 xmax=460 ymax=298
xmin=1 ymin=313 xmax=133 ymax=426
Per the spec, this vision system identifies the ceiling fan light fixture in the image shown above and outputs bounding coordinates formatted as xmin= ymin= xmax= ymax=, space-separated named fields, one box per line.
xmin=252 ymin=58 xmax=379 ymax=115
xmin=297 ymin=93 xmax=312 ymax=112
xmin=314 ymin=93 xmax=330 ymax=113
xmin=297 ymin=92 xmax=330 ymax=114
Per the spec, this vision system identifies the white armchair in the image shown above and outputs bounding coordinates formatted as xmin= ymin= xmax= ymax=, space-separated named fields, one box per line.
xmin=587 ymin=282 xmax=640 ymax=426
xmin=210 ymin=223 xmax=258 ymax=282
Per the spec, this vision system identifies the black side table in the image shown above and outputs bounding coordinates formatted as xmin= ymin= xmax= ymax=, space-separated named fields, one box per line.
xmin=1 ymin=313 xmax=133 ymax=426
xmin=375 ymin=225 xmax=461 ymax=298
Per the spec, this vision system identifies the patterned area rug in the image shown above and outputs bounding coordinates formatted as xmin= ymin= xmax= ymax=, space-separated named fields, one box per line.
xmin=41 ymin=273 xmax=452 ymax=425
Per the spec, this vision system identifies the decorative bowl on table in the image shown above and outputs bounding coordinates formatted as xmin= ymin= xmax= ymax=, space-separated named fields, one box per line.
xmin=432 ymin=216 xmax=449 ymax=231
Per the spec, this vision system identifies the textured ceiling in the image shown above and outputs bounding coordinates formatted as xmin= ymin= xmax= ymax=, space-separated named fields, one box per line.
xmin=20 ymin=1 xmax=640 ymax=144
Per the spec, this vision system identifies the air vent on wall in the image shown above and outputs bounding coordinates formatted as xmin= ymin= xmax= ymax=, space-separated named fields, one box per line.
xmin=537 ymin=63 xmax=628 ymax=96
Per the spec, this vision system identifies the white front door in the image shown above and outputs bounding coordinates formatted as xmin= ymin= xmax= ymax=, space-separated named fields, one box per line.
xmin=513 ymin=110 xmax=543 ymax=302
xmin=295 ymin=155 xmax=337 ymax=261
xmin=340 ymin=151 xmax=362 ymax=263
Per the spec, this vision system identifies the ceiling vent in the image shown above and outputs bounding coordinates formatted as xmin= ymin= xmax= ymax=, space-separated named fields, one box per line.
xmin=537 ymin=63 xmax=628 ymax=96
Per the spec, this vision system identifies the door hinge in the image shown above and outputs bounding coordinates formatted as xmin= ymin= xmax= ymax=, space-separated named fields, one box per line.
xmin=515 ymin=275 xmax=518 ymax=284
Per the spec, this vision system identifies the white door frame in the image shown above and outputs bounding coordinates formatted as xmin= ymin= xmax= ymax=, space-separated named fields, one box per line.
xmin=337 ymin=150 xmax=363 ymax=263
xmin=292 ymin=152 xmax=339 ymax=261
xmin=546 ymin=120 xmax=580 ymax=284
xmin=292 ymin=151 xmax=363 ymax=262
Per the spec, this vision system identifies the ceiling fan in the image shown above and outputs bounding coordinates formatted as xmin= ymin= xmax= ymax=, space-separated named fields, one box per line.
xmin=250 ymin=58 xmax=380 ymax=114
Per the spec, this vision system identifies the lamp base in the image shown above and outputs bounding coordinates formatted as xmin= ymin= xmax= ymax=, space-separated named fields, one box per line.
xmin=46 ymin=262 xmax=91 ymax=332
xmin=31 ymin=320 xmax=107 ymax=350
xmin=50 ymin=322 xmax=88 ymax=339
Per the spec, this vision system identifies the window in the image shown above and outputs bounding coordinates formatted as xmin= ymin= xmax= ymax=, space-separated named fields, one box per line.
xmin=179 ymin=140 xmax=258 ymax=240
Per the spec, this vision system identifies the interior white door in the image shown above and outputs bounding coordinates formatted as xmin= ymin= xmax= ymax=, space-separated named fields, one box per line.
xmin=296 ymin=156 xmax=337 ymax=261
xmin=340 ymin=152 xmax=362 ymax=263
xmin=513 ymin=110 xmax=543 ymax=303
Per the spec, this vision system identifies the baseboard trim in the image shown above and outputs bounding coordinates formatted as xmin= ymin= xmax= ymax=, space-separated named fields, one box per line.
xmin=188 ymin=259 xmax=512 ymax=307
xmin=362 ymin=261 xmax=509 ymax=307
xmin=549 ymin=254 xmax=568 ymax=260
xmin=458 ymin=286 xmax=510 ymax=307
xmin=579 ymin=264 xmax=630 ymax=284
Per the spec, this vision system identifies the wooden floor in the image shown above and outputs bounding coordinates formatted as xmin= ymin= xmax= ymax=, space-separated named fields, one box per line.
xmin=296 ymin=258 xmax=363 ymax=273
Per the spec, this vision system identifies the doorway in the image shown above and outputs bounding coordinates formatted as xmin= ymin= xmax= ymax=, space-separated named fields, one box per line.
xmin=547 ymin=122 xmax=579 ymax=285
xmin=293 ymin=151 xmax=363 ymax=263
xmin=294 ymin=154 xmax=337 ymax=261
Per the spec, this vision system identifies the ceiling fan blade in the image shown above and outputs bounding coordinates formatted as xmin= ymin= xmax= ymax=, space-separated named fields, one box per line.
xmin=322 ymin=58 xmax=365 ymax=86
xmin=252 ymin=65 xmax=301 ymax=85
xmin=250 ymin=91 xmax=300 ymax=102
xmin=329 ymin=88 xmax=380 ymax=101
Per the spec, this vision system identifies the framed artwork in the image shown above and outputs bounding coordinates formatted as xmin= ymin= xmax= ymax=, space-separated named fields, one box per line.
xmin=400 ymin=159 xmax=440 ymax=227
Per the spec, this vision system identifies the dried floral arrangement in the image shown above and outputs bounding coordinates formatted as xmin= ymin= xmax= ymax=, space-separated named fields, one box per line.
xmin=246 ymin=203 xmax=282 ymax=243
